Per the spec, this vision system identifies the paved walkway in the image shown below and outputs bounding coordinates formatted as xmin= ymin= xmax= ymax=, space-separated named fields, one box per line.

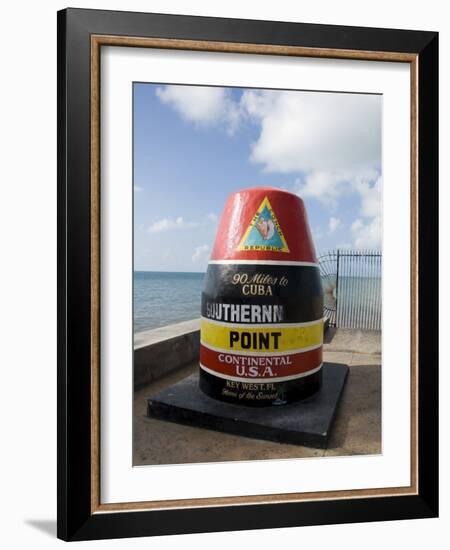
xmin=133 ymin=329 xmax=381 ymax=465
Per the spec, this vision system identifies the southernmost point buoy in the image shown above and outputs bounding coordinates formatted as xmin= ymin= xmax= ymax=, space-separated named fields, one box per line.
xmin=199 ymin=187 xmax=324 ymax=406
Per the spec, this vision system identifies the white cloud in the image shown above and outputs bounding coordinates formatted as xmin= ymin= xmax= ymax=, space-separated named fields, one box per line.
xmin=192 ymin=244 xmax=210 ymax=263
xmin=156 ymin=86 xmax=380 ymax=179
xmin=294 ymin=172 xmax=347 ymax=207
xmin=328 ymin=217 xmax=341 ymax=233
xmin=148 ymin=216 xmax=198 ymax=234
xmin=241 ymin=90 xmax=382 ymax=243
xmin=153 ymin=86 xmax=382 ymax=250
xmin=134 ymin=185 xmax=143 ymax=192
xmin=148 ymin=213 xmax=218 ymax=234
xmin=242 ymin=90 xmax=381 ymax=174
xmin=292 ymin=168 xmax=380 ymax=211
xmin=349 ymin=175 xmax=382 ymax=248
xmin=156 ymin=85 xmax=241 ymax=134
xmin=351 ymin=216 xmax=381 ymax=248
xmin=295 ymin=172 xmax=382 ymax=248
xmin=358 ymin=175 xmax=382 ymax=218
xmin=155 ymin=87 xmax=381 ymax=181
xmin=351 ymin=219 xmax=364 ymax=232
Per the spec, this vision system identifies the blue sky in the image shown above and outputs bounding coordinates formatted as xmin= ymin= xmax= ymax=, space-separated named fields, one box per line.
xmin=133 ymin=83 xmax=381 ymax=272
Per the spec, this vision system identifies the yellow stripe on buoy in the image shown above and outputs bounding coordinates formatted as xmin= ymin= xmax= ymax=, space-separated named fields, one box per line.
xmin=200 ymin=318 xmax=323 ymax=353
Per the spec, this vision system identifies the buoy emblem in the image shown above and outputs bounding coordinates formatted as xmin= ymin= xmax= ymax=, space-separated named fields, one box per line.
xmin=237 ymin=197 xmax=289 ymax=253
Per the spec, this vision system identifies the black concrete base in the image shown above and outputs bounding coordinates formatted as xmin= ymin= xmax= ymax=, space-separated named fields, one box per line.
xmin=146 ymin=363 xmax=349 ymax=449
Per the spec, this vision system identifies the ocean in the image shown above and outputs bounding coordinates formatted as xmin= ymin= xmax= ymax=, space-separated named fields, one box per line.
xmin=134 ymin=271 xmax=382 ymax=334
xmin=134 ymin=271 xmax=205 ymax=333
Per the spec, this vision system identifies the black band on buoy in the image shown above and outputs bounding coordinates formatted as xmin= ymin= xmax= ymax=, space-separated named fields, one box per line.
xmin=202 ymin=263 xmax=323 ymax=324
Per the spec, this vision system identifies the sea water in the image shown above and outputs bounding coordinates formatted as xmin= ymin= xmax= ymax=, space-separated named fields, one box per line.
xmin=134 ymin=271 xmax=382 ymax=334
xmin=134 ymin=271 xmax=204 ymax=333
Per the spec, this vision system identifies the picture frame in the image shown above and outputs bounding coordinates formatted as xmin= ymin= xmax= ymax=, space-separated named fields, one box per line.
xmin=57 ymin=7 xmax=438 ymax=541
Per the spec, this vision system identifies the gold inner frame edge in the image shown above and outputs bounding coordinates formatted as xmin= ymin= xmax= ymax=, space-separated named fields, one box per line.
xmin=89 ymin=34 xmax=419 ymax=514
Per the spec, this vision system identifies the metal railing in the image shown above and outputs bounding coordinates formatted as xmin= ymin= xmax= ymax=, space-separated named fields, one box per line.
xmin=318 ymin=249 xmax=382 ymax=331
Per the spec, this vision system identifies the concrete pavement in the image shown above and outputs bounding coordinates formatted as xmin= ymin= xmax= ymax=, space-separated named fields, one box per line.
xmin=133 ymin=328 xmax=381 ymax=465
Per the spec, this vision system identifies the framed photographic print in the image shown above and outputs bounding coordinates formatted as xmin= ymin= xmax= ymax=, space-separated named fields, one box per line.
xmin=57 ymin=8 xmax=438 ymax=541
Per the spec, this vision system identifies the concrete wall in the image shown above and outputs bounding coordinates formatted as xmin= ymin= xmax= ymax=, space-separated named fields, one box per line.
xmin=134 ymin=319 xmax=200 ymax=389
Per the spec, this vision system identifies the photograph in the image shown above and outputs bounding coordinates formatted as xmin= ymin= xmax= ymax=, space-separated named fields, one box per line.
xmin=132 ymin=82 xmax=383 ymax=465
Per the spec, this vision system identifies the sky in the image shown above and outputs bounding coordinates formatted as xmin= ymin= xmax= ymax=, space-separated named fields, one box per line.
xmin=133 ymin=83 xmax=382 ymax=272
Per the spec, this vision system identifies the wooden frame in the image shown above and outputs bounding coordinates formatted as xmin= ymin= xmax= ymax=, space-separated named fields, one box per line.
xmin=58 ymin=8 xmax=438 ymax=541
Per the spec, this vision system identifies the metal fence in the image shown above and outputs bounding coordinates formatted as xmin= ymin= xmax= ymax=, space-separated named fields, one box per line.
xmin=318 ymin=249 xmax=382 ymax=331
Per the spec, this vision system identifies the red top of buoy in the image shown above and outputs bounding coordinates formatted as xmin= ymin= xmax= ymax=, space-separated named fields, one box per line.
xmin=210 ymin=187 xmax=317 ymax=263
